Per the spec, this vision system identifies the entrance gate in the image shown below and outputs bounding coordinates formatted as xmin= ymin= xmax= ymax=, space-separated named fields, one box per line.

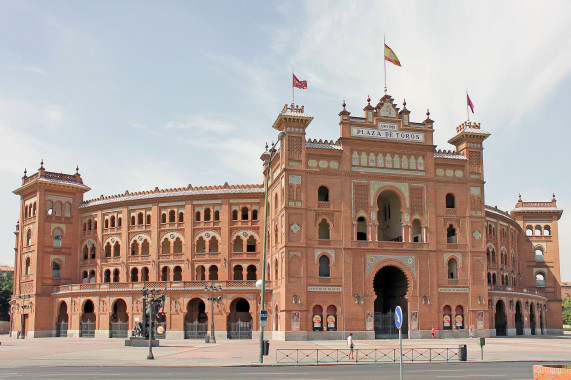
xmin=110 ymin=321 xmax=129 ymax=338
xmin=80 ymin=321 xmax=95 ymax=338
xmin=184 ymin=321 xmax=208 ymax=339
xmin=374 ymin=312 xmax=399 ymax=338
xmin=228 ymin=320 xmax=252 ymax=339
xmin=55 ymin=321 xmax=68 ymax=337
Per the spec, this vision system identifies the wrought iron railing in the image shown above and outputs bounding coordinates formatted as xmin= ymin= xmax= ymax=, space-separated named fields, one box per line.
xmin=276 ymin=347 xmax=462 ymax=364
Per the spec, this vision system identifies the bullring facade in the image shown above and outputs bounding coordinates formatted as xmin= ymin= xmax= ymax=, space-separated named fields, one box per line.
xmin=10 ymin=94 xmax=564 ymax=340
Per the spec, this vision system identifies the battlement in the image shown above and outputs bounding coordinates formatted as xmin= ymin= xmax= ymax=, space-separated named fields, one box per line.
xmin=456 ymin=121 xmax=481 ymax=133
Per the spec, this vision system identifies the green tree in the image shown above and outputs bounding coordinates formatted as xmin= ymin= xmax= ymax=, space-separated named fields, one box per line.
xmin=563 ymin=297 xmax=571 ymax=326
xmin=0 ymin=272 xmax=13 ymax=321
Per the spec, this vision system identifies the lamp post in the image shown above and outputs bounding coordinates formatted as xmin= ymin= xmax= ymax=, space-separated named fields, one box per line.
xmin=16 ymin=295 xmax=31 ymax=339
xmin=204 ymin=283 xmax=221 ymax=343
xmin=259 ymin=131 xmax=286 ymax=363
xmin=142 ymin=288 xmax=165 ymax=360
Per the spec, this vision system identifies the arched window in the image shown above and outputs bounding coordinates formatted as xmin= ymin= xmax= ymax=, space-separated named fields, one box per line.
xmin=162 ymin=239 xmax=171 ymax=254
xmin=89 ymin=270 xmax=95 ymax=283
xmin=455 ymin=305 xmax=464 ymax=329
xmin=53 ymin=229 xmax=63 ymax=248
xmin=534 ymin=225 xmax=542 ymax=236
xmin=492 ymin=273 xmax=497 ymax=285
xmin=318 ymin=219 xmax=330 ymax=240
xmin=87 ymin=219 xmax=92 ymax=230
xmin=246 ymin=265 xmax=257 ymax=280
xmin=318 ymin=186 xmax=329 ymax=202
xmin=140 ymin=240 xmax=149 ymax=255
xmin=46 ymin=201 xmax=53 ymax=215
xmin=446 ymin=193 xmax=455 ymax=208
xmin=178 ymin=212 xmax=184 ymax=223
xmin=110 ymin=216 xmax=116 ymax=228
xmin=204 ymin=209 xmax=211 ymax=221
xmin=543 ymin=225 xmax=551 ymax=236
xmin=161 ymin=266 xmax=170 ymax=281
xmin=487 ymin=247 xmax=491 ymax=262
xmin=443 ymin=305 xmax=452 ymax=330
xmin=104 ymin=219 xmax=109 ymax=229
xmin=535 ymin=246 xmax=544 ymax=261
xmin=90 ymin=245 xmax=96 ymax=259
xmin=214 ymin=210 xmax=220 ymax=221
xmin=195 ymin=211 xmax=201 ymax=221
xmin=318 ymin=255 xmax=330 ymax=277
xmin=25 ymin=205 xmax=29 ymax=219
xmin=104 ymin=269 xmax=111 ymax=283
xmin=446 ymin=225 xmax=457 ymax=244
xmin=492 ymin=248 xmax=496 ymax=263
xmin=113 ymin=242 xmax=120 ymax=257
xmin=105 ymin=243 xmax=111 ymax=257
xmin=94 ymin=220 xmax=97 ymax=229
xmin=173 ymin=266 xmax=182 ymax=281
xmin=26 ymin=229 xmax=32 ymax=246
xmin=536 ymin=272 xmax=546 ymax=287
xmin=208 ymin=265 xmax=218 ymax=280
xmin=312 ymin=305 xmax=324 ymax=331
xmin=25 ymin=257 xmax=31 ymax=275
xmin=64 ymin=203 xmax=71 ymax=217
xmin=32 ymin=202 xmax=36 ymax=216
xmin=117 ymin=217 xmax=122 ymax=227
xmin=356 ymin=217 xmax=367 ymax=240
xmin=173 ymin=238 xmax=183 ymax=254
xmin=113 ymin=268 xmax=120 ymax=282
xmin=131 ymin=241 xmax=139 ymax=256
xmin=233 ymin=265 xmax=244 ymax=280
xmin=131 ymin=216 xmax=136 ymax=225
xmin=83 ymin=245 xmax=89 ymax=260
xmin=137 ymin=212 xmax=144 ymax=225
xmin=246 ymin=236 xmax=257 ymax=252
xmin=55 ymin=202 xmax=62 ymax=216
xmin=241 ymin=207 xmax=249 ymax=220
xmin=412 ymin=219 xmax=422 ymax=242
xmin=131 ymin=268 xmax=139 ymax=282
xmin=169 ymin=210 xmax=175 ymax=223
xmin=161 ymin=213 xmax=167 ymax=224
xmin=196 ymin=237 xmax=206 ymax=253
xmin=146 ymin=214 xmax=151 ymax=225
xmin=82 ymin=271 xmax=88 ymax=283
xmin=326 ymin=305 xmax=337 ymax=331
xmin=274 ymin=193 xmax=278 ymax=211
xmin=487 ymin=272 xmax=491 ymax=284
xmin=233 ymin=236 xmax=243 ymax=252
xmin=141 ymin=267 xmax=149 ymax=282
xmin=252 ymin=210 xmax=258 ymax=220
xmin=196 ymin=265 xmax=205 ymax=281
xmin=448 ymin=258 xmax=458 ymax=279
xmin=208 ymin=237 xmax=218 ymax=253
xmin=232 ymin=210 xmax=238 ymax=220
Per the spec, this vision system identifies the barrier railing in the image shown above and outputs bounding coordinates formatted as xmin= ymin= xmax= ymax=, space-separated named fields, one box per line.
xmin=276 ymin=347 xmax=461 ymax=364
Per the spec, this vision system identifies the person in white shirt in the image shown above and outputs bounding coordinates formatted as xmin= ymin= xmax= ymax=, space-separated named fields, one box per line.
xmin=347 ymin=332 xmax=354 ymax=359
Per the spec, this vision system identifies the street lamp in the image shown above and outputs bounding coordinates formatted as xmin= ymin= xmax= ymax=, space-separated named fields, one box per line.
xmin=142 ymin=288 xmax=165 ymax=360
xmin=205 ymin=283 xmax=222 ymax=343
xmin=259 ymin=130 xmax=286 ymax=363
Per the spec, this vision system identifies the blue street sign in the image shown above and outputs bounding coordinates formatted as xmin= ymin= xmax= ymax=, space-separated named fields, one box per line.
xmin=260 ymin=309 xmax=268 ymax=327
xmin=395 ymin=306 xmax=403 ymax=329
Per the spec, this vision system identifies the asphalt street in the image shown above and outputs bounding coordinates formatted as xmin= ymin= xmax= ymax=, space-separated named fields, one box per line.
xmin=0 ymin=362 xmax=555 ymax=380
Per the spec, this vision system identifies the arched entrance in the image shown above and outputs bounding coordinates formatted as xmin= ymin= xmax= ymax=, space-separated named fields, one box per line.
xmin=80 ymin=300 xmax=96 ymax=338
xmin=110 ymin=299 xmax=129 ymax=338
xmin=56 ymin=302 xmax=68 ymax=337
xmin=373 ymin=265 xmax=408 ymax=338
xmin=515 ymin=302 xmax=524 ymax=335
xmin=227 ymin=298 xmax=252 ymax=339
xmin=494 ymin=300 xmax=507 ymax=336
xmin=184 ymin=298 xmax=207 ymax=339
xmin=529 ymin=303 xmax=536 ymax=335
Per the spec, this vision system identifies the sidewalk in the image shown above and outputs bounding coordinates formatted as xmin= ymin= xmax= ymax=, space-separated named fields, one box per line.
xmin=0 ymin=333 xmax=570 ymax=367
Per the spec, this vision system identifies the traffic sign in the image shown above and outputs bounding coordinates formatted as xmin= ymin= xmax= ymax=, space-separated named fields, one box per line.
xmin=260 ymin=309 xmax=268 ymax=327
xmin=395 ymin=306 xmax=403 ymax=329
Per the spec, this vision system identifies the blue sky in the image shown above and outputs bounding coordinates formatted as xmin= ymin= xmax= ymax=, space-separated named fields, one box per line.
xmin=1 ymin=1 xmax=570 ymax=281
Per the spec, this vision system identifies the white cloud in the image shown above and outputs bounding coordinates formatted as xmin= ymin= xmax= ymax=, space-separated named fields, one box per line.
xmin=163 ymin=114 xmax=236 ymax=134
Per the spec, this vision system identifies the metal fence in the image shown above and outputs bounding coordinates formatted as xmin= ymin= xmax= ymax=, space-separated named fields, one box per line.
xmin=80 ymin=321 xmax=95 ymax=338
xmin=227 ymin=320 xmax=252 ymax=339
xmin=276 ymin=347 xmax=461 ymax=364
xmin=110 ymin=321 xmax=129 ymax=338
xmin=184 ymin=321 xmax=208 ymax=339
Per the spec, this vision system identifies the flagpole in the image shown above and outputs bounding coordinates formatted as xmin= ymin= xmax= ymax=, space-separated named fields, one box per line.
xmin=292 ymin=70 xmax=295 ymax=105
xmin=384 ymin=35 xmax=387 ymax=95
xmin=466 ymin=89 xmax=469 ymax=122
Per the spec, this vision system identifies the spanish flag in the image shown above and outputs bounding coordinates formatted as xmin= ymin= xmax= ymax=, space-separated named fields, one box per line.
xmin=384 ymin=44 xmax=401 ymax=67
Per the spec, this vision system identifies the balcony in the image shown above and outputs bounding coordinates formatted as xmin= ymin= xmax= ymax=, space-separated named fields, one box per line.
xmin=51 ymin=280 xmax=266 ymax=294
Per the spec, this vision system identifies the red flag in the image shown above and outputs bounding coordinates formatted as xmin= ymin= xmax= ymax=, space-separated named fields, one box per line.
xmin=384 ymin=44 xmax=401 ymax=67
xmin=467 ymin=94 xmax=474 ymax=113
xmin=293 ymin=74 xmax=307 ymax=89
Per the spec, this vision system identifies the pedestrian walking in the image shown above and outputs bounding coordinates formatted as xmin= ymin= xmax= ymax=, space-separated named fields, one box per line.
xmin=347 ymin=332 xmax=354 ymax=359
xmin=431 ymin=327 xmax=436 ymax=339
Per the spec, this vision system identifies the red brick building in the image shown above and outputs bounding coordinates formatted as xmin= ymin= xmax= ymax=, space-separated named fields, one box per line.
xmin=11 ymin=95 xmax=564 ymax=340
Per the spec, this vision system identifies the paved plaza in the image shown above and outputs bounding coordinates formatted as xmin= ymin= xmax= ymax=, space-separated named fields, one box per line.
xmin=0 ymin=333 xmax=570 ymax=368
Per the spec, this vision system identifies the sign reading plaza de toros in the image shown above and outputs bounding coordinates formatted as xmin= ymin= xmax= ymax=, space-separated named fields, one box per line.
xmin=351 ymin=122 xmax=424 ymax=142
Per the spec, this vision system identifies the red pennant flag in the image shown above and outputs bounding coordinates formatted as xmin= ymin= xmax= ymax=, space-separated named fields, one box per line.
xmin=467 ymin=94 xmax=474 ymax=113
xmin=293 ymin=74 xmax=307 ymax=89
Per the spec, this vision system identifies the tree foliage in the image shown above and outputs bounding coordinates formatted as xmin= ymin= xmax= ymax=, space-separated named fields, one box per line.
xmin=0 ymin=272 xmax=13 ymax=321
xmin=563 ymin=297 xmax=571 ymax=326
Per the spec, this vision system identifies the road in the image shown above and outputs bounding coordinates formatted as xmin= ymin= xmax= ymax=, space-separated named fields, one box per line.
xmin=0 ymin=362 xmax=556 ymax=379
